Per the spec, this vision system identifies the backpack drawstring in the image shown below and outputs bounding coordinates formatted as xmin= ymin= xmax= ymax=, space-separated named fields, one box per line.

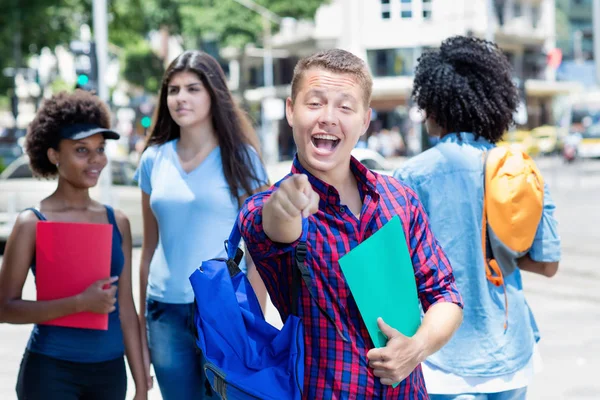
xmin=482 ymin=181 xmax=509 ymax=332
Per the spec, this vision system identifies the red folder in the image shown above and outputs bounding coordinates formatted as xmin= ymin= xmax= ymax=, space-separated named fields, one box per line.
xmin=35 ymin=221 xmax=113 ymax=330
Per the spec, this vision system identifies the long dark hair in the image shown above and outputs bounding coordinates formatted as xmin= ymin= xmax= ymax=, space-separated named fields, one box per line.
xmin=145 ymin=50 xmax=266 ymax=201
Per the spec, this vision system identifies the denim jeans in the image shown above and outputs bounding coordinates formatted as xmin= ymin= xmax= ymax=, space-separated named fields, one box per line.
xmin=429 ymin=387 xmax=528 ymax=400
xmin=146 ymin=298 xmax=214 ymax=400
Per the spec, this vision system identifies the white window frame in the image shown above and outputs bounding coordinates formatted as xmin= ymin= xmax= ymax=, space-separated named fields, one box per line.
xmin=422 ymin=0 xmax=433 ymax=20
xmin=400 ymin=0 xmax=413 ymax=19
xmin=381 ymin=0 xmax=392 ymax=19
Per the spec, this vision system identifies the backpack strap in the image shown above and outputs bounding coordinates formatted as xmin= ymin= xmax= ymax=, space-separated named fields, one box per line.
xmin=291 ymin=218 xmax=348 ymax=342
xmin=482 ymin=149 xmax=509 ymax=331
xmin=291 ymin=219 xmax=309 ymax=316
xmin=482 ymin=150 xmax=499 ymax=283
xmin=225 ymin=221 xmax=245 ymax=277
xmin=225 ymin=194 xmax=269 ymax=277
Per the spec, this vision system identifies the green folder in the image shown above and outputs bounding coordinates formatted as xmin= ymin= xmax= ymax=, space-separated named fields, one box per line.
xmin=339 ymin=215 xmax=422 ymax=349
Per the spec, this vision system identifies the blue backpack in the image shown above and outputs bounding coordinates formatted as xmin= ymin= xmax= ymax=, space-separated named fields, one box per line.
xmin=189 ymin=218 xmax=316 ymax=400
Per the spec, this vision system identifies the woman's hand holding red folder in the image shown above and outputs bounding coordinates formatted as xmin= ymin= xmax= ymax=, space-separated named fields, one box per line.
xmin=76 ymin=276 xmax=119 ymax=314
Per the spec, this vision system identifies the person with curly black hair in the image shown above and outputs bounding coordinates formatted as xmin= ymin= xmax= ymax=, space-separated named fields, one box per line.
xmin=0 ymin=90 xmax=148 ymax=400
xmin=410 ymin=35 xmax=519 ymax=144
xmin=395 ymin=36 xmax=561 ymax=400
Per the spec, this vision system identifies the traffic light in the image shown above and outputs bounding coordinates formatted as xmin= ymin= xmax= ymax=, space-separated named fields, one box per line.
xmin=141 ymin=116 xmax=152 ymax=129
xmin=70 ymin=40 xmax=98 ymax=92
xmin=77 ymin=73 xmax=90 ymax=86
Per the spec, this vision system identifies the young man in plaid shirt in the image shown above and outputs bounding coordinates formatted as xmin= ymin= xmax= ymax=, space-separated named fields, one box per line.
xmin=239 ymin=49 xmax=464 ymax=399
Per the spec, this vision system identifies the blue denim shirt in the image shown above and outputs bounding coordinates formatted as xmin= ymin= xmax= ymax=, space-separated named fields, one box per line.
xmin=394 ymin=132 xmax=561 ymax=377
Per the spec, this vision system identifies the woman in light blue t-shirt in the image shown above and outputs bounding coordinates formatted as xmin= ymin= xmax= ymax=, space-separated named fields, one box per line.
xmin=134 ymin=51 xmax=269 ymax=400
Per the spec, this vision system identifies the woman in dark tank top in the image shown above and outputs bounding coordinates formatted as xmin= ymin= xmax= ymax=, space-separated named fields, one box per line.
xmin=0 ymin=91 xmax=148 ymax=400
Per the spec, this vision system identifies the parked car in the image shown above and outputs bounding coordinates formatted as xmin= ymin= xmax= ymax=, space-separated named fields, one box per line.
xmin=350 ymin=148 xmax=395 ymax=174
xmin=497 ymin=129 xmax=540 ymax=157
xmin=531 ymin=125 xmax=559 ymax=155
xmin=0 ymin=128 xmax=26 ymax=172
xmin=0 ymin=143 xmax=23 ymax=173
xmin=0 ymin=155 xmax=143 ymax=248
xmin=576 ymin=124 xmax=600 ymax=159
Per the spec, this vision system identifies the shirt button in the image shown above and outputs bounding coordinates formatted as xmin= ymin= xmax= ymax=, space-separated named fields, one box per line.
xmin=339 ymin=206 xmax=346 ymax=213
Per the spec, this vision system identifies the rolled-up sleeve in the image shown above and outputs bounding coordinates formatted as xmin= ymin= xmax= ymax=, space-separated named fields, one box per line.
xmin=238 ymin=190 xmax=298 ymax=261
xmin=529 ymin=183 xmax=561 ymax=263
xmin=238 ymin=190 xmax=297 ymax=315
xmin=405 ymin=187 xmax=464 ymax=311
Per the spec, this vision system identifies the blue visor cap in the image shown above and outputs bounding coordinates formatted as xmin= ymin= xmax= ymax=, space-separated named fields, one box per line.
xmin=59 ymin=123 xmax=120 ymax=141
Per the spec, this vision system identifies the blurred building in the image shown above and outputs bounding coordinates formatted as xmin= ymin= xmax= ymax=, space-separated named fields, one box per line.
xmin=223 ymin=0 xmax=583 ymax=158
xmin=555 ymin=0 xmax=597 ymax=86
xmin=556 ymin=0 xmax=594 ymax=61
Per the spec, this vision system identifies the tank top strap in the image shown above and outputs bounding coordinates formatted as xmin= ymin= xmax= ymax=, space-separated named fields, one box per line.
xmin=103 ymin=205 xmax=123 ymax=243
xmin=25 ymin=207 xmax=47 ymax=221
xmin=104 ymin=205 xmax=117 ymax=226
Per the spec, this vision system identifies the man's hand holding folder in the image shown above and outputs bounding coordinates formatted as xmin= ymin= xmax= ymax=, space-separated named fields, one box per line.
xmin=366 ymin=317 xmax=426 ymax=386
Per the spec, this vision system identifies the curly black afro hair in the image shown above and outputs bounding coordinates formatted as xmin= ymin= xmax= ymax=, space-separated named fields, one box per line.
xmin=412 ymin=36 xmax=519 ymax=143
xmin=25 ymin=90 xmax=111 ymax=178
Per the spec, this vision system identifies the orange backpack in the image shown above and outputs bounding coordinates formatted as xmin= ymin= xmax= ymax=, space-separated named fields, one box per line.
xmin=482 ymin=146 xmax=544 ymax=329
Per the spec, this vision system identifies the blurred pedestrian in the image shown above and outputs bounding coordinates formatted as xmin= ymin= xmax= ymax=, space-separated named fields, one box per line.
xmin=368 ymin=129 xmax=382 ymax=153
xmin=389 ymin=126 xmax=405 ymax=156
xmin=394 ymin=36 xmax=561 ymax=400
xmin=134 ymin=50 xmax=269 ymax=400
xmin=0 ymin=90 xmax=148 ymax=400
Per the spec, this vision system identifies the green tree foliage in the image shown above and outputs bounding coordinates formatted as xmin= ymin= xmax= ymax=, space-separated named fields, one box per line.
xmin=120 ymin=0 xmax=328 ymax=92
xmin=122 ymin=41 xmax=165 ymax=92
xmin=180 ymin=0 xmax=327 ymax=48
xmin=1 ymin=0 xmax=328 ymax=96
xmin=0 ymin=0 xmax=90 ymax=95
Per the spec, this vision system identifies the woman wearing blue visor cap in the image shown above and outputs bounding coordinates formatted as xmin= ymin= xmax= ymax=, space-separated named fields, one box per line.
xmin=0 ymin=90 xmax=148 ymax=400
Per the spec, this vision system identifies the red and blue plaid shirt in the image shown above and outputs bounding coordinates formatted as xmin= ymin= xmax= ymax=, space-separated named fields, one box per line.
xmin=239 ymin=156 xmax=463 ymax=399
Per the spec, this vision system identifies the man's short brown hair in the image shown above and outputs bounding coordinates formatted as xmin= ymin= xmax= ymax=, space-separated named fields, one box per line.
xmin=290 ymin=49 xmax=373 ymax=108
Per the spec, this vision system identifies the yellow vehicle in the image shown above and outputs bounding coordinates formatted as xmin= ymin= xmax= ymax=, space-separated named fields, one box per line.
xmin=497 ymin=129 xmax=540 ymax=157
xmin=577 ymin=125 xmax=600 ymax=159
xmin=531 ymin=125 xmax=559 ymax=155
xmin=556 ymin=91 xmax=600 ymax=158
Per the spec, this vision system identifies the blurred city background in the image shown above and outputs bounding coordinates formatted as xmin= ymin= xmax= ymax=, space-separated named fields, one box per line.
xmin=1 ymin=0 xmax=599 ymax=399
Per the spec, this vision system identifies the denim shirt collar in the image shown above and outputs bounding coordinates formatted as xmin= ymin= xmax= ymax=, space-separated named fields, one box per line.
xmin=440 ymin=132 xmax=495 ymax=149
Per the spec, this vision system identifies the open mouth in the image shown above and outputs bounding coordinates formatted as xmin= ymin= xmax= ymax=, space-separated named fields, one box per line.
xmin=311 ymin=134 xmax=341 ymax=152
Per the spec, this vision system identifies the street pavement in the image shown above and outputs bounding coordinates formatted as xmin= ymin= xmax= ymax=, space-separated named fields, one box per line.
xmin=524 ymin=157 xmax=600 ymax=400
xmin=0 ymin=155 xmax=599 ymax=399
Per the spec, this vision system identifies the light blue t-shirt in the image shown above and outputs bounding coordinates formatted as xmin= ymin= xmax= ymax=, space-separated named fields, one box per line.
xmin=134 ymin=140 xmax=268 ymax=304
xmin=394 ymin=132 xmax=561 ymax=377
